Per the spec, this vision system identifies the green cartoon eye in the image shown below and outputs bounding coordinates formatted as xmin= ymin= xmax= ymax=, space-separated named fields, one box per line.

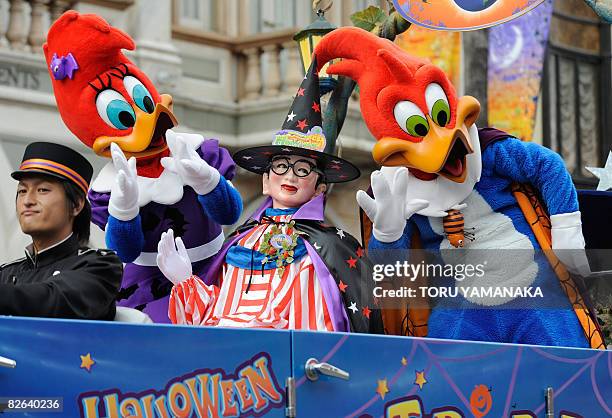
xmin=431 ymin=99 xmax=450 ymax=126
xmin=394 ymin=100 xmax=429 ymax=138
xmin=406 ymin=115 xmax=429 ymax=137
xmin=426 ymin=83 xmax=451 ymax=127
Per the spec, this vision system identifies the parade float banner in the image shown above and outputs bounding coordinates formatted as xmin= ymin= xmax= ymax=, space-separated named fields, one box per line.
xmin=0 ymin=317 xmax=290 ymax=418
xmin=293 ymin=332 xmax=612 ymax=417
xmin=1 ymin=317 xmax=610 ymax=417
xmin=392 ymin=0 xmax=545 ymax=31
xmin=395 ymin=26 xmax=462 ymax=89
xmin=487 ymin=0 xmax=553 ymax=141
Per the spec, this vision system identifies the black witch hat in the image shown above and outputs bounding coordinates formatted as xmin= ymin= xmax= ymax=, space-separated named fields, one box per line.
xmin=233 ymin=57 xmax=360 ymax=183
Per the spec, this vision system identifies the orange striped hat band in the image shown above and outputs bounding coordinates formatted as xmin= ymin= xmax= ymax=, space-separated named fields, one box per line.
xmin=19 ymin=159 xmax=89 ymax=194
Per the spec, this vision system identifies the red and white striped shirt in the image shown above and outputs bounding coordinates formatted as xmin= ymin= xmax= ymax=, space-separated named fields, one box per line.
xmin=169 ymin=214 xmax=337 ymax=331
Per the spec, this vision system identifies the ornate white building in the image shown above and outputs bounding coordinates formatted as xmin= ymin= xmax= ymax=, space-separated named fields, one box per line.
xmin=0 ymin=0 xmax=396 ymax=261
xmin=1 ymin=0 xmax=606 ymax=263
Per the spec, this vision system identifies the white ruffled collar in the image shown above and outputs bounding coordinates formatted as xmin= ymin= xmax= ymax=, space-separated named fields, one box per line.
xmin=90 ymin=130 xmax=205 ymax=207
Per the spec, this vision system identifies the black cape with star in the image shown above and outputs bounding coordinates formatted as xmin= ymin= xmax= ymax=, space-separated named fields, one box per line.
xmin=234 ymin=219 xmax=383 ymax=334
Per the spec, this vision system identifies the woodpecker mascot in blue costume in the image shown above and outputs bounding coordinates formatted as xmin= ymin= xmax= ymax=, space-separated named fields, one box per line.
xmin=315 ymin=27 xmax=604 ymax=348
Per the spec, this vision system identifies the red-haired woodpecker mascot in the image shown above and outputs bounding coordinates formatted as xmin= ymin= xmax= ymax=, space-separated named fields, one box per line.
xmin=315 ymin=27 xmax=603 ymax=348
xmin=43 ymin=12 xmax=242 ymax=322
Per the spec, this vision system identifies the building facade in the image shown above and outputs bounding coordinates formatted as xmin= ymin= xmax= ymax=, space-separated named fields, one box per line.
xmin=0 ymin=0 xmax=608 ymax=262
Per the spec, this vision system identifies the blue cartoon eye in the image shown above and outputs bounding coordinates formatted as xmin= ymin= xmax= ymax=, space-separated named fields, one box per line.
xmin=123 ymin=75 xmax=155 ymax=114
xmin=95 ymin=89 xmax=136 ymax=130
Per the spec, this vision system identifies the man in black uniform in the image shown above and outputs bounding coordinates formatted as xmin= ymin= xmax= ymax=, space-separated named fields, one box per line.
xmin=0 ymin=142 xmax=122 ymax=320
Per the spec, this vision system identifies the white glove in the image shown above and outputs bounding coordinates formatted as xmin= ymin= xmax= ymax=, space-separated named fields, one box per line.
xmin=156 ymin=229 xmax=193 ymax=285
xmin=161 ymin=131 xmax=220 ymax=195
xmin=357 ymin=168 xmax=429 ymax=243
xmin=551 ymin=211 xmax=591 ymax=276
xmin=108 ymin=143 xmax=139 ymax=221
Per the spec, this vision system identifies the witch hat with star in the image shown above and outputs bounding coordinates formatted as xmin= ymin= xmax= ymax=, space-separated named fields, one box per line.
xmin=234 ymin=57 xmax=360 ymax=183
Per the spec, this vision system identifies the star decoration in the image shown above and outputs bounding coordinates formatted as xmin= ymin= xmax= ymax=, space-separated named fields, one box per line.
xmin=336 ymin=228 xmax=345 ymax=239
xmin=346 ymin=257 xmax=358 ymax=268
xmin=296 ymin=119 xmax=308 ymax=130
xmin=331 ymin=160 xmax=341 ymax=164
xmin=362 ymin=306 xmax=371 ymax=319
xmin=287 ymin=111 xmax=296 ymax=122
xmin=586 ymin=151 xmax=612 ymax=191
xmin=414 ymin=370 xmax=427 ymax=390
xmin=242 ymin=156 xmax=252 ymax=160
xmin=303 ymin=74 xmax=308 ymax=80
xmin=262 ymin=151 xmax=273 ymax=156
xmin=313 ymin=242 xmax=322 ymax=250
xmin=401 ymin=357 xmax=408 ymax=366
xmin=297 ymin=87 xmax=305 ymax=96
xmin=80 ymin=353 xmax=95 ymax=372
xmin=330 ymin=164 xmax=341 ymax=170
xmin=282 ymin=148 xmax=292 ymax=152
xmin=339 ymin=175 xmax=348 ymax=179
xmin=376 ymin=379 xmax=389 ymax=399
xmin=338 ymin=280 xmax=348 ymax=293
xmin=251 ymin=166 xmax=261 ymax=170
xmin=348 ymin=302 xmax=358 ymax=313
xmin=356 ymin=247 xmax=364 ymax=258
xmin=312 ymin=102 xmax=321 ymax=112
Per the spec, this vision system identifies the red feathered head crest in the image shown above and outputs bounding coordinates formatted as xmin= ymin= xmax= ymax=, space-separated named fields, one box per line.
xmin=314 ymin=27 xmax=461 ymax=142
xmin=314 ymin=27 xmax=481 ymax=184
xmin=43 ymin=11 xmax=176 ymax=163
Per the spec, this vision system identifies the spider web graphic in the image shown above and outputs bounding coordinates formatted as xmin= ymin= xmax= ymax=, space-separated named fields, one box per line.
xmin=325 ymin=335 xmax=612 ymax=417
xmin=340 ymin=339 xmax=513 ymax=417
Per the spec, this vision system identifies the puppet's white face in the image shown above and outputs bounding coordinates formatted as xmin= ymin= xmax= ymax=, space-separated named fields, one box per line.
xmin=262 ymin=155 xmax=327 ymax=209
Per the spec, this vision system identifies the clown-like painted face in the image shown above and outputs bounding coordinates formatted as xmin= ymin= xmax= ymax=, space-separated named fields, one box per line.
xmin=262 ymin=155 xmax=327 ymax=209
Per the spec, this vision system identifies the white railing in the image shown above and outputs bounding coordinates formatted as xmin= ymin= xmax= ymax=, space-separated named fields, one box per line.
xmin=172 ymin=26 xmax=304 ymax=102
xmin=0 ymin=0 xmax=73 ymax=53
xmin=238 ymin=31 xmax=303 ymax=101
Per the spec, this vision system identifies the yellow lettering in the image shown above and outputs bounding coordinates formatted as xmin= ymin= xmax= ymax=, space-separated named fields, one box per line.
xmin=168 ymin=382 xmax=193 ymax=418
xmin=82 ymin=396 xmax=103 ymax=418
xmin=104 ymin=394 xmax=120 ymax=418
xmin=234 ymin=378 xmax=255 ymax=412
xmin=185 ymin=374 xmax=221 ymax=418
xmin=385 ymin=398 xmax=422 ymax=418
xmin=239 ymin=357 xmax=282 ymax=411
xmin=119 ymin=397 xmax=143 ymax=418
xmin=154 ymin=395 xmax=170 ymax=418
xmin=220 ymin=379 xmax=239 ymax=417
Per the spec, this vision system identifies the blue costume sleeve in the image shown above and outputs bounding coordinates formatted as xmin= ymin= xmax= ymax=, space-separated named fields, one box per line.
xmin=368 ymin=221 xmax=414 ymax=269
xmin=484 ymin=138 xmax=579 ymax=215
xmin=197 ymin=175 xmax=243 ymax=225
xmin=105 ymin=215 xmax=145 ymax=263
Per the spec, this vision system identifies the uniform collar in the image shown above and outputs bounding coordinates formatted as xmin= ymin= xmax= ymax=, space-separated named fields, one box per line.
xmin=25 ymin=233 xmax=79 ymax=268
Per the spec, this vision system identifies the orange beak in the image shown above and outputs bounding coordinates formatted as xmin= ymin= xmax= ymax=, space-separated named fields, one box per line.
xmin=372 ymin=96 xmax=481 ymax=183
xmin=93 ymin=94 xmax=177 ymax=158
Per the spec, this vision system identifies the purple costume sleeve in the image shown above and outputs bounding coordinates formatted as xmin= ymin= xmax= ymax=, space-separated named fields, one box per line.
xmin=195 ymin=139 xmax=242 ymax=225
xmin=197 ymin=139 xmax=236 ymax=180
xmin=303 ymin=241 xmax=351 ymax=332
xmin=88 ymin=190 xmax=111 ymax=231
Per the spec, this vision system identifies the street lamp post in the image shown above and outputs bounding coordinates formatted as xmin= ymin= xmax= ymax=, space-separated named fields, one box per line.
xmin=293 ymin=8 xmax=337 ymax=94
